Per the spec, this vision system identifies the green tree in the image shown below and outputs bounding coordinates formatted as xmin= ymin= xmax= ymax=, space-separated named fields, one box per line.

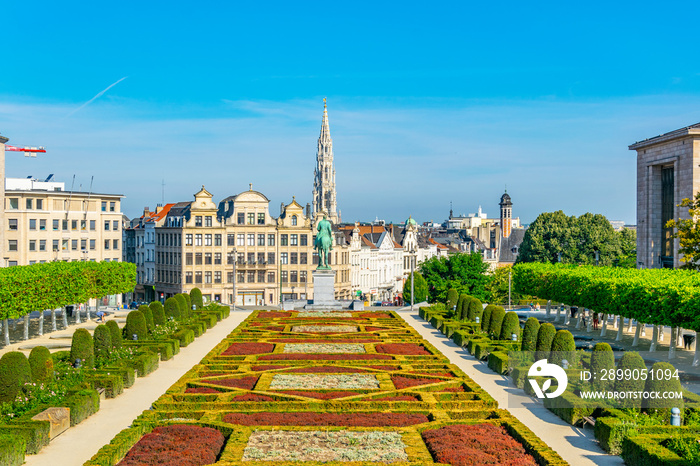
xmin=616 ymin=228 xmax=637 ymax=268
xmin=70 ymin=328 xmax=95 ymax=368
xmin=666 ymin=192 xmax=700 ymax=269
xmin=419 ymin=253 xmax=489 ymax=302
xmin=28 ymin=346 xmax=53 ymax=384
xmin=0 ymin=352 xmax=32 ymax=403
xmin=403 ymin=271 xmax=428 ymax=304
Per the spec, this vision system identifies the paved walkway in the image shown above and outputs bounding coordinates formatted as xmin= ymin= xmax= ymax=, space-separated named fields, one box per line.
xmin=397 ymin=307 xmax=624 ymax=466
xmin=23 ymin=308 xmax=252 ymax=466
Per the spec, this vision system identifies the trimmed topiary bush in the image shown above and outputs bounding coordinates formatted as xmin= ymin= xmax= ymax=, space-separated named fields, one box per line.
xmin=70 ymin=328 xmax=95 ymax=368
xmin=455 ymin=294 xmax=468 ymax=320
xmin=0 ymin=352 xmax=32 ymax=403
xmin=28 ymin=346 xmax=54 ymax=385
xmin=499 ymin=311 xmax=520 ymax=341
xmin=190 ymin=287 xmax=203 ymax=310
xmin=182 ymin=293 xmax=192 ymax=314
xmin=521 ymin=317 xmax=540 ymax=352
xmin=175 ymin=294 xmax=188 ymax=319
xmin=125 ymin=310 xmax=148 ymax=341
xmin=535 ymin=323 xmax=556 ymax=361
xmin=150 ymin=301 xmax=166 ymax=326
xmin=549 ymin=330 xmax=576 ymax=366
xmin=467 ymin=297 xmax=483 ymax=322
xmin=446 ymin=289 xmax=458 ymax=312
xmin=164 ymin=297 xmax=181 ymax=321
xmin=590 ymin=343 xmax=615 ymax=391
xmin=614 ymin=352 xmax=647 ymax=409
xmin=488 ymin=306 xmax=506 ymax=337
xmin=482 ymin=305 xmax=495 ymax=332
xmin=138 ymin=305 xmax=154 ymax=332
xmin=644 ymin=361 xmax=684 ymax=417
xmin=105 ymin=320 xmax=122 ymax=349
xmin=93 ymin=324 xmax=112 ymax=361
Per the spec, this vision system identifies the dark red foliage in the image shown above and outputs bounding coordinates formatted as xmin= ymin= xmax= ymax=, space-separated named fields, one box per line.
xmin=410 ymin=371 xmax=454 ymax=377
xmin=184 ymin=387 xmax=221 ymax=394
xmin=359 ymin=313 xmax=392 ymax=319
xmin=250 ymin=365 xmax=288 ymax=371
xmin=365 ymin=326 xmax=391 ymax=332
xmin=199 ymin=372 xmax=226 ymax=378
xmin=256 ymin=312 xmax=291 ymax=318
xmin=284 ymin=366 xmax=367 ymax=373
xmin=221 ymin=343 xmax=274 ymax=355
xmin=230 ymin=394 xmax=274 ymax=402
xmin=421 ymin=424 xmax=537 ymax=466
xmin=392 ymin=376 xmax=441 ymax=389
xmin=266 ymin=326 xmax=285 ymax=331
xmin=259 ymin=354 xmax=394 ymax=361
xmin=276 ymin=390 xmax=360 ymax=400
xmin=367 ymin=365 xmax=401 ymax=371
xmin=367 ymin=395 xmax=419 ymax=401
xmin=376 ymin=343 xmax=431 ymax=355
xmin=118 ymin=425 xmax=225 ymax=466
xmin=222 ymin=412 xmax=428 ymax=427
xmin=248 ymin=322 xmax=268 ymax=327
xmin=271 ymin=338 xmax=379 ymax=343
xmin=206 ymin=376 xmax=259 ymax=390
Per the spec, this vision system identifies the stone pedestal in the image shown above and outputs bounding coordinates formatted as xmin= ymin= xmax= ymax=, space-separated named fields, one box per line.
xmin=32 ymin=407 xmax=70 ymax=439
xmin=312 ymin=270 xmax=337 ymax=306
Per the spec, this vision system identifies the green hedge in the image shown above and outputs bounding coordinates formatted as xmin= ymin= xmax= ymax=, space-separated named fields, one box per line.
xmin=488 ymin=351 xmax=509 ymax=374
xmin=429 ymin=315 xmax=445 ymax=330
xmin=103 ymin=364 xmax=136 ymax=388
xmin=124 ymin=352 xmax=159 ymax=377
xmin=124 ymin=341 xmax=174 ymax=362
xmin=0 ymin=433 xmax=25 ymax=466
xmin=622 ymin=434 xmax=690 ymax=466
xmin=542 ymin=390 xmax=596 ymax=425
xmin=87 ymin=373 xmax=124 ymax=398
xmin=0 ymin=421 xmax=49 ymax=455
xmin=172 ymin=328 xmax=195 ymax=347
xmin=65 ymin=389 xmax=100 ymax=426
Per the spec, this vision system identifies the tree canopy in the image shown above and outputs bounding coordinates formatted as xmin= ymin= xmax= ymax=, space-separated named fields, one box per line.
xmin=419 ymin=252 xmax=489 ymax=302
xmin=666 ymin=192 xmax=700 ymax=270
xmin=403 ymin=271 xmax=428 ymax=304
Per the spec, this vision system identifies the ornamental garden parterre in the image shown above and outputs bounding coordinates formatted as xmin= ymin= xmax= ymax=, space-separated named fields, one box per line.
xmin=86 ymin=310 xmax=566 ymax=466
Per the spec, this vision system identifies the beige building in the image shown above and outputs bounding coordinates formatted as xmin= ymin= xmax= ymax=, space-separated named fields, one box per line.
xmin=3 ymin=177 xmax=124 ymax=266
xmin=1 ymin=135 xmax=7 ymax=261
xmin=629 ymin=123 xmax=700 ymax=268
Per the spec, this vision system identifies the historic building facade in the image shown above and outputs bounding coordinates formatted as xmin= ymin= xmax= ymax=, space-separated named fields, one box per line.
xmin=312 ymin=99 xmax=340 ymax=224
xmin=629 ymin=123 xmax=700 ymax=269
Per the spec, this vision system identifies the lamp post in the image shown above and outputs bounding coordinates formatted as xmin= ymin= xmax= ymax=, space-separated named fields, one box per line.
xmin=594 ymin=249 xmax=600 ymax=266
xmin=508 ymin=268 xmax=512 ymax=310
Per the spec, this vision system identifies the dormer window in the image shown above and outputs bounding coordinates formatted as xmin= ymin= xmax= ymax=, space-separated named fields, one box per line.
xmin=291 ymin=215 xmax=297 ymax=226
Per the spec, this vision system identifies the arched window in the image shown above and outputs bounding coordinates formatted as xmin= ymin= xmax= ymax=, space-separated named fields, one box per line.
xmin=292 ymin=215 xmax=297 ymax=226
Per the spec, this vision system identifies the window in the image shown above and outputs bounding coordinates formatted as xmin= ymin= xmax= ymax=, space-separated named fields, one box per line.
xmin=214 ymin=271 xmax=221 ymax=283
xmin=247 ymin=252 xmax=255 ymax=264
xmin=300 ymin=253 xmax=308 ymax=264
xmin=247 ymin=234 xmax=254 ymax=246
xmin=215 ymin=234 xmax=222 ymax=246
xmin=186 ymin=234 xmax=193 ymax=246
xmin=214 ymin=252 xmax=222 ymax=264
xmin=300 ymin=271 xmax=307 ymax=283
xmin=186 ymin=272 xmax=193 ymax=284
xmin=205 ymin=216 xmax=212 ymax=227
xmin=62 ymin=239 xmax=69 ymax=250
xmin=258 ymin=234 xmax=265 ymax=246
xmin=268 ymin=234 xmax=275 ymax=246
xmin=227 ymin=272 xmax=234 ymax=283
xmin=268 ymin=271 xmax=275 ymax=283
xmin=247 ymin=213 xmax=255 ymax=225
xmin=237 ymin=271 xmax=245 ymax=283
xmin=258 ymin=270 xmax=266 ymax=283
xmin=281 ymin=271 xmax=288 ymax=283
xmin=90 ymin=239 xmax=96 ymax=250
xmin=291 ymin=252 xmax=298 ymax=264
xmin=281 ymin=253 xmax=288 ymax=265
xmin=205 ymin=234 xmax=212 ymax=246
xmin=26 ymin=199 xmax=33 ymax=209
xmin=291 ymin=215 xmax=297 ymax=226
xmin=104 ymin=221 xmax=110 ymax=231
xmin=81 ymin=239 xmax=87 ymax=251
xmin=29 ymin=240 xmax=36 ymax=251
xmin=9 ymin=198 xmax=18 ymax=209
xmin=71 ymin=220 xmax=77 ymax=230
xmin=291 ymin=234 xmax=298 ymax=246
xmin=113 ymin=221 xmax=119 ymax=231
xmin=36 ymin=199 xmax=43 ymax=210
xmin=281 ymin=234 xmax=288 ymax=246
xmin=80 ymin=220 xmax=86 ymax=230
xmin=227 ymin=252 xmax=235 ymax=265
xmin=27 ymin=219 xmax=36 ymax=230
xmin=268 ymin=252 xmax=275 ymax=264
xmin=104 ymin=240 xmax=110 ymax=250
xmin=195 ymin=216 xmax=202 ymax=227
xmin=195 ymin=272 xmax=202 ymax=283
xmin=290 ymin=271 xmax=297 ymax=283
xmin=236 ymin=252 xmax=244 ymax=264
xmin=205 ymin=271 xmax=212 ymax=284
xmin=9 ymin=240 xmax=18 ymax=251
xmin=258 ymin=252 xmax=265 ymax=264
xmin=237 ymin=212 xmax=244 ymax=224
xmin=186 ymin=253 xmax=193 ymax=265
xmin=53 ymin=240 xmax=59 ymax=251
xmin=39 ymin=240 xmax=46 ymax=251
xmin=247 ymin=271 xmax=255 ymax=282
xmin=90 ymin=220 xmax=96 ymax=231
xmin=195 ymin=253 xmax=202 ymax=265
xmin=62 ymin=220 xmax=68 ymax=231
xmin=195 ymin=234 xmax=202 ymax=246
xmin=101 ymin=201 xmax=107 ymax=211
xmin=113 ymin=239 xmax=119 ymax=249
xmin=8 ymin=261 xmax=17 ymax=267
xmin=109 ymin=201 xmax=115 ymax=212
xmin=72 ymin=239 xmax=78 ymax=250
xmin=37 ymin=219 xmax=45 ymax=230
xmin=258 ymin=213 xmax=265 ymax=225
xmin=227 ymin=234 xmax=235 ymax=246
xmin=237 ymin=234 xmax=244 ymax=246
xmin=53 ymin=219 xmax=59 ymax=231
xmin=8 ymin=219 xmax=18 ymax=230
xmin=205 ymin=253 xmax=212 ymax=265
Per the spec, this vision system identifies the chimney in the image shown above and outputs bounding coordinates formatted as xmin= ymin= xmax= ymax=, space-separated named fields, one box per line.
xmin=143 ymin=206 xmax=151 ymax=216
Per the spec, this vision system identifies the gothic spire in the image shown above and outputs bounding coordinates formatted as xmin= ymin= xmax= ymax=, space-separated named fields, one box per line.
xmin=312 ymin=98 xmax=339 ymax=224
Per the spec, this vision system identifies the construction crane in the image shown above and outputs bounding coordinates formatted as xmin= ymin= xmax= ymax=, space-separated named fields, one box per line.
xmin=5 ymin=145 xmax=47 ymax=157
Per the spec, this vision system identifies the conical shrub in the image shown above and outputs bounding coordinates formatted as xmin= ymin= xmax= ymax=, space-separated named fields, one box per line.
xmin=28 ymin=346 xmax=54 ymax=384
xmin=138 ymin=305 xmax=154 ymax=331
xmin=190 ymin=288 xmax=203 ymax=310
xmin=93 ymin=324 xmax=112 ymax=361
xmin=0 ymin=352 xmax=32 ymax=403
xmin=590 ymin=343 xmax=615 ymax=391
xmin=125 ymin=310 xmax=148 ymax=341
xmin=70 ymin=328 xmax=95 ymax=368
xmin=499 ymin=311 xmax=521 ymax=341
xmin=150 ymin=301 xmax=166 ymax=326
xmin=106 ymin=320 xmax=122 ymax=349
xmin=535 ymin=323 xmax=556 ymax=361
xmin=521 ymin=317 xmax=540 ymax=352
xmin=164 ymin=297 xmax=181 ymax=321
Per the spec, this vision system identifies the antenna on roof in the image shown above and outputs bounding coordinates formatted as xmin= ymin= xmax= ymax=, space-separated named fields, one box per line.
xmin=162 ymin=179 xmax=165 ymax=205
xmin=84 ymin=176 xmax=94 ymax=219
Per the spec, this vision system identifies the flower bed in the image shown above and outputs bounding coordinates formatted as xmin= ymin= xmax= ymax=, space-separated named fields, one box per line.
xmin=242 ymin=430 xmax=409 ymax=462
xmin=421 ymin=424 xmax=537 ymax=466
xmin=392 ymin=376 xmax=443 ymax=389
xmin=285 ymin=365 xmax=368 ymax=373
xmin=376 ymin=343 xmax=432 ymax=355
xmin=367 ymin=395 xmax=420 ymax=401
xmin=283 ymin=343 xmax=366 ymax=353
xmin=255 ymin=311 xmax=291 ymax=318
xmin=297 ymin=312 xmax=353 ymax=318
xmin=250 ymin=365 xmax=288 ymax=371
xmin=203 ymin=376 xmax=258 ymax=390
xmin=223 ymin=412 xmax=428 ymax=426
xmin=117 ymin=424 xmax=224 ymax=466
xmin=184 ymin=387 xmax=221 ymax=394
xmin=276 ymin=390 xmax=361 ymax=400
xmin=360 ymin=313 xmax=392 ymax=319
xmin=260 ymin=353 xmax=394 ymax=361
xmin=230 ymin=394 xmax=274 ymax=402
xmin=221 ymin=342 xmax=274 ymax=355
xmin=291 ymin=325 xmax=358 ymax=333
xmin=269 ymin=374 xmax=380 ymax=390
xmin=271 ymin=338 xmax=379 ymax=343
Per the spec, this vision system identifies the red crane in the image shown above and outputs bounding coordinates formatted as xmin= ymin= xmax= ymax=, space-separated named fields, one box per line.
xmin=5 ymin=145 xmax=47 ymax=157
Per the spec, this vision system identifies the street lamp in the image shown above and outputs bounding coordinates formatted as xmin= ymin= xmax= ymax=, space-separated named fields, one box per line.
xmin=594 ymin=249 xmax=600 ymax=266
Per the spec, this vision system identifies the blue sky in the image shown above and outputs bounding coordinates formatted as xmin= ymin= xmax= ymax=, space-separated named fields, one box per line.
xmin=3 ymin=1 xmax=700 ymax=224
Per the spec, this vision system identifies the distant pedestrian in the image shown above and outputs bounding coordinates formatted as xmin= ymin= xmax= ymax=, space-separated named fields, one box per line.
xmin=535 ymin=303 xmax=541 ymax=312
xmin=593 ymin=312 xmax=599 ymax=330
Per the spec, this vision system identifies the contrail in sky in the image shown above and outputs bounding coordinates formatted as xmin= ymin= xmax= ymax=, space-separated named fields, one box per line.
xmin=63 ymin=76 xmax=128 ymax=118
